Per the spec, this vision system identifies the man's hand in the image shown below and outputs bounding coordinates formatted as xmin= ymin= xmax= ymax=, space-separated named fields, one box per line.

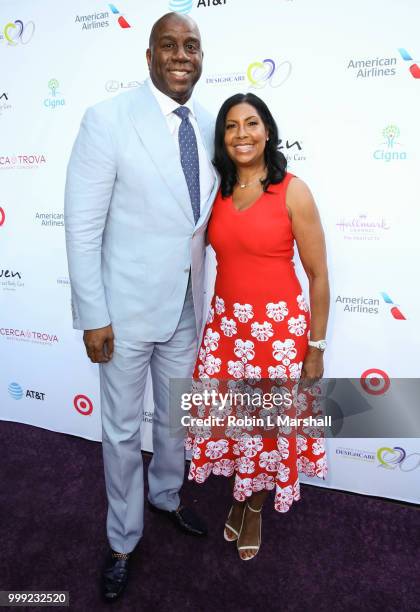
xmin=83 ymin=324 xmax=114 ymax=363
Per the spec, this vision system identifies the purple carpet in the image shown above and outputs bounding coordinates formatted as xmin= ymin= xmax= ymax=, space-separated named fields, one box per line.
xmin=1 ymin=421 xmax=419 ymax=611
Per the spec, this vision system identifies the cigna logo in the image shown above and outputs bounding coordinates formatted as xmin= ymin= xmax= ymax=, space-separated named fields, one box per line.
xmin=360 ymin=368 xmax=390 ymax=396
xmin=373 ymin=125 xmax=407 ymax=163
xmin=377 ymin=446 xmax=420 ymax=472
xmin=169 ymin=0 xmax=193 ymax=14
xmin=398 ymin=48 xmax=420 ymax=79
xmin=0 ymin=207 xmax=5 ymax=227
xmin=247 ymin=58 xmax=292 ymax=89
xmin=380 ymin=292 xmax=406 ymax=320
xmin=73 ymin=394 xmax=94 ymax=415
xmin=1 ymin=19 xmax=35 ymax=45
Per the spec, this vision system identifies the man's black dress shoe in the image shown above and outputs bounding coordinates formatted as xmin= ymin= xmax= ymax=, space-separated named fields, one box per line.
xmin=148 ymin=502 xmax=208 ymax=536
xmin=102 ymin=549 xmax=131 ymax=601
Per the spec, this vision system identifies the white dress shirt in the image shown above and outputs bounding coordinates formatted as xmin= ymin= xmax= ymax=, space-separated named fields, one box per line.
xmin=147 ymin=78 xmax=215 ymax=218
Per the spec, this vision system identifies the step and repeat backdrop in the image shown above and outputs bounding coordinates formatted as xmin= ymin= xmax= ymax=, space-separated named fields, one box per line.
xmin=1 ymin=0 xmax=419 ymax=503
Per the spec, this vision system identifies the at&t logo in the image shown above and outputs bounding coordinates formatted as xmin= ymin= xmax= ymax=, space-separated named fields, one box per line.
xmin=247 ymin=58 xmax=292 ymax=89
xmin=8 ymin=382 xmax=45 ymax=400
xmin=74 ymin=394 xmax=94 ymax=415
xmin=1 ymin=20 xmax=35 ymax=45
xmin=169 ymin=0 xmax=193 ymax=13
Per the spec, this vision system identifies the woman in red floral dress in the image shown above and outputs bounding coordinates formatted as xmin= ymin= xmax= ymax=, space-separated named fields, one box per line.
xmin=185 ymin=93 xmax=330 ymax=560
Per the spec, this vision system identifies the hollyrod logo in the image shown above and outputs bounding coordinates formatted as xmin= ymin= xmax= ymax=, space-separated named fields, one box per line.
xmin=247 ymin=58 xmax=292 ymax=89
xmin=278 ymin=137 xmax=306 ymax=162
xmin=0 ymin=19 xmax=35 ymax=45
xmin=377 ymin=446 xmax=420 ymax=472
xmin=335 ymin=213 xmax=390 ymax=241
xmin=398 ymin=48 xmax=420 ymax=79
xmin=1 ymin=268 xmax=24 ymax=292
xmin=0 ymin=154 xmax=47 ymax=170
xmin=380 ymin=292 xmax=406 ymax=320
xmin=74 ymin=394 xmax=94 ymax=416
xmin=44 ymin=78 xmax=65 ymax=109
xmin=0 ymin=327 xmax=59 ymax=345
xmin=360 ymin=369 xmax=390 ymax=396
xmin=373 ymin=125 xmax=407 ymax=162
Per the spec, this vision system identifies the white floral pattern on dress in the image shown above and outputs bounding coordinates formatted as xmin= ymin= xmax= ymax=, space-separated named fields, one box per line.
xmin=233 ymin=303 xmax=254 ymax=323
xmin=274 ymin=485 xmax=294 ymax=512
xmin=220 ymin=317 xmax=237 ymax=337
xmin=253 ymin=473 xmax=275 ymax=491
xmin=259 ymin=450 xmax=281 ymax=472
xmin=238 ymin=434 xmax=264 ymax=457
xmin=272 ymin=338 xmax=297 ymax=364
xmin=268 ymin=364 xmax=288 ymax=383
xmin=203 ymin=329 xmax=220 ymax=352
xmin=297 ymin=293 xmax=309 ymax=312
xmin=245 ymin=364 xmax=262 ymax=382
xmin=266 ymin=301 xmax=289 ymax=322
xmin=234 ymin=339 xmax=255 ymax=362
xmin=215 ymin=296 xmax=225 ymax=315
xmin=204 ymin=354 xmax=222 ymax=375
xmin=205 ymin=439 xmax=229 ymax=460
xmin=236 ymin=456 xmax=256 ymax=474
xmin=212 ymin=458 xmax=235 ymax=476
xmin=233 ymin=477 xmax=253 ymax=501
xmin=250 ymin=321 xmax=274 ymax=341
xmin=288 ymin=315 xmax=307 ymax=336
xmin=227 ymin=360 xmax=245 ymax=379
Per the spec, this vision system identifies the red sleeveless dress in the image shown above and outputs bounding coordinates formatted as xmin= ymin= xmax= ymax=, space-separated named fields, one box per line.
xmin=186 ymin=173 xmax=327 ymax=512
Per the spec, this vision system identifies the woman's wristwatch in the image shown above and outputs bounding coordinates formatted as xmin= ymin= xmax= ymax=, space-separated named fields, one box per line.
xmin=308 ymin=339 xmax=327 ymax=351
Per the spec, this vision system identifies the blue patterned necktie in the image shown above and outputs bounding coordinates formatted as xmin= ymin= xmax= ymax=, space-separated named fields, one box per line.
xmin=173 ymin=106 xmax=200 ymax=224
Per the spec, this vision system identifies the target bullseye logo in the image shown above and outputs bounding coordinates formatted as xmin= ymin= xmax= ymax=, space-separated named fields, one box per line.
xmin=0 ymin=207 xmax=5 ymax=226
xmin=73 ymin=394 xmax=93 ymax=415
xmin=360 ymin=369 xmax=390 ymax=395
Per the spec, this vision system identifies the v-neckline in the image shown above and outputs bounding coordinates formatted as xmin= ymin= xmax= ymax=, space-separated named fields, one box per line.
xmin=230 ymin=190 xmax=266 ymax=213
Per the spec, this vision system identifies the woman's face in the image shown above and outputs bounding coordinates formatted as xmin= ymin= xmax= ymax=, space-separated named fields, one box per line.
xmin=224 ymin=102 xmax=269 ymax=168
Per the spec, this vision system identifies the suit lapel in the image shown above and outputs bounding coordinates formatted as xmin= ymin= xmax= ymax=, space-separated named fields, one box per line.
xmin=128 ymin=83 xmax=194 ymax=225
xmin=193 ymin=101 xmax=219 ymax=232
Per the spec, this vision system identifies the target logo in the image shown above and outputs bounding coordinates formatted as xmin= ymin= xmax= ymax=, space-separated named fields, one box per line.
xmin=360 ymin=369 xmax=390 ymax=395
xmin=0 ymin=207 xmax=5 ymax=226
xmin=73 ymin=394 xmax=93 ymax=415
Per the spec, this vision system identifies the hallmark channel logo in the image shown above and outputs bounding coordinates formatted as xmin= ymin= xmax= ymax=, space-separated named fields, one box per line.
xmin=0 ymin=19 xmax=35 ymax=46
xmin=360 ymin=369 xmax=390 ymax=396
xmin=0 ymin=327 xmax=59 ymax=346
xmin=398 ymin=48 xmax=420 ymax=79
xmin=0 ymin=92 xmax=12 ymax=116
xmin=206 ymin=56 xmax=292 ymax=89
xmin=105 ymin=79 xmax=140 ymax=93
xmin=34 ymin=211 xmax=64 ymax=227
xmin=0 ymin=268 xmax=24 ymax=292
xmin=335 ymin=213 xmax=390 ymax=241
xmin=278 ymin=137 xmax=305 ymax=163
xmin=8 ymin=381 xmax=45 ymax=401
xmin=43 ymin=79 xmax=65 ymax=110
xmin=373 ymin=125 xmax=407 ymax=163
xmin=0 ymin=154 xmax=47 ymax=170
xmin=346 ymin=53 xmax=397 ymax=79
xmin=73 ymin=394 xmax=94 ymax=416
xmin=377 ymin=446 xmax=420 ymax=473
xmin=75 ymin=4 xmax=130 ymax=31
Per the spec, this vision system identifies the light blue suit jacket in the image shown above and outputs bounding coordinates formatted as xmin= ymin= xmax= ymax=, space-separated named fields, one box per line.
xmin=64 ymin=81 xmax=219 ymax=341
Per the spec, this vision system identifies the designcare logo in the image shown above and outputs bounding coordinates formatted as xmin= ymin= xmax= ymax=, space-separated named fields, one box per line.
xmin=8 ymin=382 xmax=45 ymax=401
xmin=75 ymin=4 xmax=130 ymax=31
xmin=398 ymin=48 xmax=420 ymax=79
xmin=0 ymin=91 xmax=11 ymax=116
xmin=0 ymin=327 xmax=59 ymax=345
xmin=0 ymin=19 xmax=35 ymax=45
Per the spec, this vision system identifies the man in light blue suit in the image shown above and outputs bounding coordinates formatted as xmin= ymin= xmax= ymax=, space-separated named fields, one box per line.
xmin=64 ymin=13 xmax=218 ymax=601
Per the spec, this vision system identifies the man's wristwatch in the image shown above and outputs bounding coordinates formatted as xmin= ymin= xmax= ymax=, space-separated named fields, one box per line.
xmin=308 ymin=339 xmax=327 ymax=351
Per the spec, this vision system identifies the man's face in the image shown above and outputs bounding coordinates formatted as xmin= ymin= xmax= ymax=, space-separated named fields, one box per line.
xmin=146 ymin=16 xmax=203 ymax=104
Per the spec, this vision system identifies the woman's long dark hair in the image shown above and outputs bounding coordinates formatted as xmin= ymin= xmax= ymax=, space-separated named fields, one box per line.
xmin=213 ymin=93 xmax=287 ymax=198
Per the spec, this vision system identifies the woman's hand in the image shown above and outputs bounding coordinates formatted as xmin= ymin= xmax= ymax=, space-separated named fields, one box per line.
xmin=300 ymin=347 xmax=324 ymax=388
